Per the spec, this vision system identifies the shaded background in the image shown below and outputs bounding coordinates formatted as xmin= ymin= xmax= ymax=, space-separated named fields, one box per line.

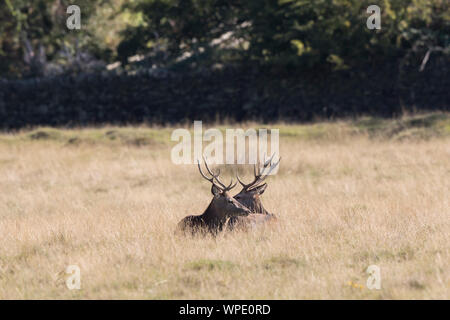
xmin=0 ymin=0 xmax=449 ymax=129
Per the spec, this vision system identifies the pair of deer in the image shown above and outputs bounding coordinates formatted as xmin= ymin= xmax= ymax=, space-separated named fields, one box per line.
xmin=177 ymin=155 xmax=280 ymax=236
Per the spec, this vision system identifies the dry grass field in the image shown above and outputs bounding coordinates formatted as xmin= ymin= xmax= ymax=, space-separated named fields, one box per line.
xmin=0 ymin=113 xmax=449 ymax=299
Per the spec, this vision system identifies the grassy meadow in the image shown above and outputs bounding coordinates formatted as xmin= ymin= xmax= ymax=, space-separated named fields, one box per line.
xmin=0 ymin=113 xmax=449 ymax=299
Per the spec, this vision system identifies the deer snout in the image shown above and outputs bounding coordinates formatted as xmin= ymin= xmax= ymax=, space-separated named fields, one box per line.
xmin=238 ymin=204 xmax=252 ymax=216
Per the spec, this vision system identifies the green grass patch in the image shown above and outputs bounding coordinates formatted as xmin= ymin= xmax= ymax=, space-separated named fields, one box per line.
xmin=0 ymin=113 xmax=449 ymax=145
xmin=262 ymin=255 xmax=305 ymax=270
xmin=0 ymin=126 xmax=173 ymax=147
xmin=185 ymin=259 xmax=236 ymax=271
xmin=353 ymin=112 xmax=450 ymax=139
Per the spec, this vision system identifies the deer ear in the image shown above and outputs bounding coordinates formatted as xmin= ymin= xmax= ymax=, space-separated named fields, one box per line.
xmin=211 ymin=184 xmax=221 ymax=196
xmin=252 ymin=183 xmax=267 ymax=195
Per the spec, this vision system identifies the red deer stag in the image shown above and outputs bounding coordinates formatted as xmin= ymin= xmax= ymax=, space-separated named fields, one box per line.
xmin=177 ymin=158 xmax=251 ymax=236
xmin=227 ymin=155 xmax=281 ymax=231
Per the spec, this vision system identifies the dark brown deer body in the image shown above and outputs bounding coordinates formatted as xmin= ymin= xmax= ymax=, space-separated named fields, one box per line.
xmin=177 ymin=159 xmax=251 ymax=236
xmin=234 ymin=184 xmax=270 ymax=215
xmin=228 ymin=155 xmax=280 ymax=231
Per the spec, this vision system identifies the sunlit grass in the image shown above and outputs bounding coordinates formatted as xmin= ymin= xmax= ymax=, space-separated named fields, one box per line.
xmin=0 ymin=113 xmax=448 ymax=299
xmin=2 ymin=112 xmax=449 ymax=146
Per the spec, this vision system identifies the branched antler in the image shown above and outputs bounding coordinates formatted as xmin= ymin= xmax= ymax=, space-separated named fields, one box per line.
xmin=236 ymin=153 xmax=281 ymax=191
xmin=198 ymin=156 xmax=237 ymax=192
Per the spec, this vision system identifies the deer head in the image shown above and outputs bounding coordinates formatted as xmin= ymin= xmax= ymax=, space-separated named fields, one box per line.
xmin=197 ymin=157 xmax=251 ymax=222
xmin=234 ymin=154 xmax=281 ymax=214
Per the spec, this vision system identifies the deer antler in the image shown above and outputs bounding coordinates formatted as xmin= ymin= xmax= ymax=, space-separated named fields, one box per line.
xmin=236 ymin=153 xmax=281 ymax=191
xmin=198 ymin=157 xmax=237 ymax=192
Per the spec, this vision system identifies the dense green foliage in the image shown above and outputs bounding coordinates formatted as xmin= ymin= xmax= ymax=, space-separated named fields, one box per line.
xmin=0 ymin=0 xmax=113 ymax=77
xmin=0 ymin=0 xmax=448 ymax=78
xmin=120 ymin=0 xmax=450 ymax=71
xmin=0 ymin=0 xmax=448 ymax=127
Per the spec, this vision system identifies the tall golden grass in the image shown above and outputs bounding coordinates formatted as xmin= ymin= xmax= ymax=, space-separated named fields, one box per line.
xmin=0 ymin=116 xmax=449 ymax=299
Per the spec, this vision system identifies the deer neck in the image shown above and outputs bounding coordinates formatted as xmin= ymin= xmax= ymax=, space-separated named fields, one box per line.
xmin=251 ymin=197 xmax=269 ymax=215
xmin=258 ymin=204 xmax=269 ymax=215
xmin=201 ymin=202 xmax=227 ymax=226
